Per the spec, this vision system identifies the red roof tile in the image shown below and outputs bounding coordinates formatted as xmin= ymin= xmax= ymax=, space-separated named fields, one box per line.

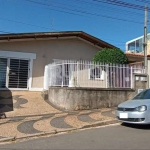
xmin=125 ymin=52 xmax=150 ymax=57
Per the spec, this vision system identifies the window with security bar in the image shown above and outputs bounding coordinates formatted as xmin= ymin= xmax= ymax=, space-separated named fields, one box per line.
xmin=89 ymin=67 xmax=104 ymax=80
xmin=8 ymin=59 xmax=29 ymax=88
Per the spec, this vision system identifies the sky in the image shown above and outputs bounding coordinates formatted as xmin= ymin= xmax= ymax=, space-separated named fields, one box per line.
xmin=0 ymin=0 xmax=149 ymax=51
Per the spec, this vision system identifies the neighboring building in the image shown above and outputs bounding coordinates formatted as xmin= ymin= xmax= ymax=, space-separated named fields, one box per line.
xmin=125 ymin=34 xmax=150 ymax=63
xmin=126 ymin=33 xmax=150 ymax=54
xmin=0 ymin=31 xmax=117 ymax=91
xmin=125 ymin=35 xmax=150 ymax=88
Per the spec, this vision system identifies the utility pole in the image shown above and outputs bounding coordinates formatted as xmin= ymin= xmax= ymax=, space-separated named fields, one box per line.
xmin=144 ymin=5 xmax=148 ymax=74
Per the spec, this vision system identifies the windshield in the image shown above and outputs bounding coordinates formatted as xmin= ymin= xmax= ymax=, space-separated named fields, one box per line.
xmin=132 ymin=89 xmax=150 ymax=100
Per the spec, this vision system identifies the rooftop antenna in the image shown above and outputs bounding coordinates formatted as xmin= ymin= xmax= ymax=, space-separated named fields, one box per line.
xmin=50 ymin=18 xmax=54 ymax=31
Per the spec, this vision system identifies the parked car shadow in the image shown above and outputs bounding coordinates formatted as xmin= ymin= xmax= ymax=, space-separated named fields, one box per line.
xmin=121 ymin=122 xmax=150 ymax=130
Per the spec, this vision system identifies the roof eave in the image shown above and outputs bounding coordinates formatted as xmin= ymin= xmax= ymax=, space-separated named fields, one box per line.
xmin=0 ymin=31 xmax=117 ymax=49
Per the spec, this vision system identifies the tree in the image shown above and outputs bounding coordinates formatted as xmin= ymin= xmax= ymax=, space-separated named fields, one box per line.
xmin=93 ymin=48 xmax=128 ymax=64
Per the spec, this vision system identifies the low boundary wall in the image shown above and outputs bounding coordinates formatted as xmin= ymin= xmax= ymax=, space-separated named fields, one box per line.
xmin=48 ymin=74 xmax=147 ymax=111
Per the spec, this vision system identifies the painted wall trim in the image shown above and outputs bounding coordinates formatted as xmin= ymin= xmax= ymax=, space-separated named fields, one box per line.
xmin=0 ymin=88 xmax=43 ymax=91
xmin=0 ymin=88 xmax=28 ymax=91
xmin=0 ymin=50 xmax=36 ymax=59
xmin=30 ymin=88 xmax=43 ymax=91
xmin=28 ymin=59 xmax=33 ymax=91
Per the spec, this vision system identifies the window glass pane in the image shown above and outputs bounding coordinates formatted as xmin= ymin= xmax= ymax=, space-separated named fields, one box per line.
xmin=135 ymin=39 xmax=143 ymax=53
xmin=128 ymin=41 xmax=135 ymax=52
xmin=147 ymin=34 xmax=150 ymax=40
xmin=90 ymin=67 xmax=102 ymax=79
xmin=139 ymin=38 xmax=143 ymax=53
xmin=95 ymin=68 xmax=101 ymax=78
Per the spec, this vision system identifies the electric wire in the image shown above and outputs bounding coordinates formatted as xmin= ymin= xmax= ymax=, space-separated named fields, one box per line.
xmin=23 ymin=0 xmax=144 ymax=24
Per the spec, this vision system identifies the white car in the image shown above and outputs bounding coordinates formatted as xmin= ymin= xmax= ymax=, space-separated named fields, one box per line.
xmin=116 ymin=89 xmax=150 ymax=124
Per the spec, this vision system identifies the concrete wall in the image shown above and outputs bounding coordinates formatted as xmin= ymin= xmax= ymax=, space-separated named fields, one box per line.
xmin=48 ymin=74 xmax=147 ymax=111
xmin=0 ymin=38 xmax=101 ymax=88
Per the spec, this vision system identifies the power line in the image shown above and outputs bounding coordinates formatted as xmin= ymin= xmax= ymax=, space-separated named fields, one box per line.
xmin=93 ymin=0 xmax=145 ymax=11
xmin=69 ymin=0 xmax=144 ymax=16
xmin=46 ymin=0 xmax=143 ymax=16
xmin=41 ymin=0 xmax=144 ymax=18
xmin=23 ymin=0 xmax=144 ymax=24
xmin=54 ymin=0 xmax=145 ymax=22
xmin=0 ymin=17 xmax=50 ymax=30
xmin=135 ymin=0 xmax=150 ymax=4
xmin=6 ymin=0 xmax=145 ymax=28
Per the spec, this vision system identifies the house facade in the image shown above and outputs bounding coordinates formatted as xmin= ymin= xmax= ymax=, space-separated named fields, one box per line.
xmin=0 ymin=31 xmax=116 ymax=91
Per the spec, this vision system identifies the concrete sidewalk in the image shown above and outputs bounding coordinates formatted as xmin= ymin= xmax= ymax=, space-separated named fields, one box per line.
xmin=0 ymin=91 xmax=118 ymax=142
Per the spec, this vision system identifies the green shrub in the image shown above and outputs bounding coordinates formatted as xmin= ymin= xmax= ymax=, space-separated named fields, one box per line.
xmin=93 ymin=48 xmax=128 ymax=64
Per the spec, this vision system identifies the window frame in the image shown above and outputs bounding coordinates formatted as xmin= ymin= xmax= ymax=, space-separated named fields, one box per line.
xmin=88 ymin=66 xmax=104 ymax=80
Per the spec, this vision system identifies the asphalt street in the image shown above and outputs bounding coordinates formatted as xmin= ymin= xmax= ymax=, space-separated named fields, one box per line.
xmin=1 ymin=123 xmax=150 ymax=150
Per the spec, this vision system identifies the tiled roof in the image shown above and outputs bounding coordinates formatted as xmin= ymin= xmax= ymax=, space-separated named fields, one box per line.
xmin=125 ymin=52 xmax=150 ymax=57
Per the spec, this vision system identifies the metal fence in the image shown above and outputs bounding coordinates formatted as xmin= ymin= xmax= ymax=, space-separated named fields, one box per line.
xmin=44 ymin=60 xmax=144 ymax=89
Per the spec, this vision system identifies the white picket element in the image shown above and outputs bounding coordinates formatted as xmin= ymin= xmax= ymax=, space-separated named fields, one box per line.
xmin=44 ymin=65 xmax=49 ymax=90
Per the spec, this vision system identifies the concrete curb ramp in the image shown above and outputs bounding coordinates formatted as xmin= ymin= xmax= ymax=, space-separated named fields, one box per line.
xmin=0 ymin=119 xmax=119 ymax=143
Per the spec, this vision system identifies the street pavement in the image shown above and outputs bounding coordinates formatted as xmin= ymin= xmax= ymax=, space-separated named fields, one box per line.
xmin=0 ymin=91 xmax=116 ymax=141
xmin=1 ymin=123 xmax=150 ymax=149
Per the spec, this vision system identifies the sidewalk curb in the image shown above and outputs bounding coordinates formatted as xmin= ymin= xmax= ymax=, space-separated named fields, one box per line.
xmin=56 ymin=128 xmax=77 ymax=133
xmin=0 ymin=137 xmax=15 ymax=142
xmin=15 ymin=130 xmax=58 ymax=140
xmin=78 ymin=119 xmax=119 ymax=129
xmin=0 ymin=119 xmax=119 ymax=143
